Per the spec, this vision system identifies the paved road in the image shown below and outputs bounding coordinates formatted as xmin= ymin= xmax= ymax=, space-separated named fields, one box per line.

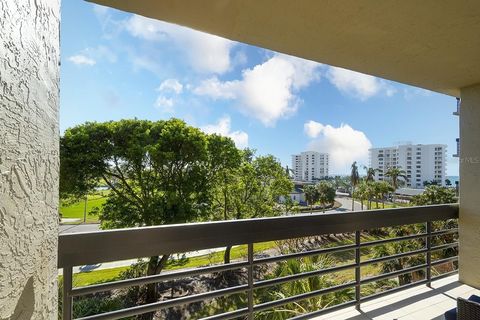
xmin=59 ymin=223 xmax=100 ymax=234
xmin=334 ymin=196 xmax=363 ymax=212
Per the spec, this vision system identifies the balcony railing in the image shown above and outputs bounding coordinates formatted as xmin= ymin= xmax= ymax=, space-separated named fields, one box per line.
xmin=58 ymin=204 xmax=459 ymax=320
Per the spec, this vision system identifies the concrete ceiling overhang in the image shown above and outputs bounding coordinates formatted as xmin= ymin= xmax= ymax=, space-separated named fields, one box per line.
xmin=90 ymin=0 xmax=480 ymax=97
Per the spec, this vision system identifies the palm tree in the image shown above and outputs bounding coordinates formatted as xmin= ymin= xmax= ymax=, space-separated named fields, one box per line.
xmin=256 ymin=254 xmax=353 ymax=319
xmin=303 ymin=185 xmax=318 ymax=213
xmin=354 ymin=181 xmax=367 ymax=210
xmin=285 ymin=165 xmax=294 ymax=178
xmin=350 ymin=162 xmax=360 ymax=211
xmin=364 ymin=166 xmax=380 ymax=182
xmin=384 ymin=167 xmax=408 ymax=204
xmin=377 ymin=181 xmax=395 ymax=208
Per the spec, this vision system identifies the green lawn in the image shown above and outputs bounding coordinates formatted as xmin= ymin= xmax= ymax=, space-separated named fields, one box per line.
xmin=69 ymin=241 xmax=277 ymax=287
xmin=59 ymin=193 xmax=107 ymax=223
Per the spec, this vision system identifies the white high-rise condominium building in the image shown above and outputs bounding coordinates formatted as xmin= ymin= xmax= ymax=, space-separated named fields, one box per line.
xmin=292 ymin=151 xmax=329 ymax=182
xmin=369 ymin=144 xmax=447 ymax=189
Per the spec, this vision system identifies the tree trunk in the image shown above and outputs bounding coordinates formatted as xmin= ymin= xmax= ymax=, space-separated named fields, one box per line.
xmin=224 ymin=245 xmax=232 ymax=264
xmin=351 ymin=187 xmax=355 ymax=211
xmin=141 ymin=254 xmax=170 ymax=320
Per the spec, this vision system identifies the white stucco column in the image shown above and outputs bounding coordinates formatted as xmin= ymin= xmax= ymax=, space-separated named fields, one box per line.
xmin=459 ymin=83 xmax=480 ymax=288
xmin=0 ymin=0 xmax=60 ymax=318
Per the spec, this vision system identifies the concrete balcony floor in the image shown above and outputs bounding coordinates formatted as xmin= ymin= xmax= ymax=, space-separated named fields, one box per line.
xmin=311 ymin=275 xmax=480 ymax=320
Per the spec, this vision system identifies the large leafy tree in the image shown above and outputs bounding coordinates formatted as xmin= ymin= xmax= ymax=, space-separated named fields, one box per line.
xmin=222 ymin=153 xmax=292 ymax=263
xmin=60 ymin=119 xmax=241 ymax=315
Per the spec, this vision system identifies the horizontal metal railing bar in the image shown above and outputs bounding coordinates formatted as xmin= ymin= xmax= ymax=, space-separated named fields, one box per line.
xmin=76 ymin=284 xmax=249 ymax=320
xmin=58 ymin=204 xmax=458 ymax=267
xmin=360 ymin=279 xmax=429 ymax=303
xmin=360 ymin=264 xmax=428 ymax=285
xmin=431 ymin=269 xmax=459 ymax=281
xmin=71 ymin=261 xmax=250 ymax=297
xmin=199 ymin=308 xmax=249 ymax=320
xmin=253 ymin=263 xmax=356 ymax=289
xmin=253 ymin=244 xmax=356 ymax=266
xmin=431 ymin=242 xmax=458 ymax=252
xmin=360 ymin=248 xmax=428 ymax=266
xmin=360 ymin=233 xmax=427 ymax=247
xmin=253 ymin=281 xmax=355 ymax=313
xmin=290 ymin=300 xmax=357 ymax=320
xmin=430 ymin=228 xmax=458 ymax=236
xmin=431 ymin=256 xmax=458 ymax=266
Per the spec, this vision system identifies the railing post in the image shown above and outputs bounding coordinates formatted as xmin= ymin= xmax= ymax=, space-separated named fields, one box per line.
xmin=426 ymin=221 xmax=432 ymax=287
xmin=63 ymin=266 xmax=73 ymax=320
xmin=247 ymin=243 xmax=254 ymax=320
xmin=355 ymin=230 xmax=361 ymax=310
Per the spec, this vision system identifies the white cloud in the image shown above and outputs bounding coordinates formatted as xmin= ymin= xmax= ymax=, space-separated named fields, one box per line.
xmin=193 ymin=77 xmax=237 ymax=99
xmin=157 ymin=79 xmax=183 ymax=94
xmin=304 ymin=120 xmax=324 ymax=138
xmin=125 ymin=15 xmax=235 ymax=74
xmin=326 ymin=67 xmax=395 ymax=100
xmin=154 ymin=96 xmax=174 ymax=113
xmin=305 ymin=121 xmax=372 ymax=174
xmin=194 ymin=54 xmax=320 ymax=126
xmin=201 ymin=116 xmax=249 ymax=149
xmin=68 ymin=54 xmax=96 ymax=66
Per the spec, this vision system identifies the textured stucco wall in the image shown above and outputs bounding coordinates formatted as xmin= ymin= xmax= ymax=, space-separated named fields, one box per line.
xmin=459 ymin=83 xmax=480 ymax=289
xmin=0 ymin=0 xmax=60 ymax=318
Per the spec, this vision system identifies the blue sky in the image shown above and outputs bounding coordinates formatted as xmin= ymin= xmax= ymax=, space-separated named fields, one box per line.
xmin=61 ymin=1 xmax=459 ymax=175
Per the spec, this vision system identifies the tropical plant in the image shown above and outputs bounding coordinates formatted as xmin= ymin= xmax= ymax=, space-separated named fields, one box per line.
xmin=384 ymin=167 xmax=408 ymax=203
xmin=372 ymin=225 xmax=425 ymax=285
xmin=377 ymin=181 xmax=395 ymax=208
xmin=350 ymin=162 xmax=360 ymax=211
xmin=364 ymin=166 xmax=380 ymax=182
xmin=256 ymin=255 xmax=353 ymax=319
xmin=316 ymin=181 xmax=336 ymax=213
xmin=423 ymin=180 xmax=438 ymax=187
xmin=411 ymin=185 xmax=457 ymax=206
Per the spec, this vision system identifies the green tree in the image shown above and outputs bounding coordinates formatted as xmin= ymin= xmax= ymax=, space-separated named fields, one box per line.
xmin=385 ymin=167 xmax=408 ymax=203
xmin=353 ymin=181 xmax=367 ymax=210
xmin=423 ymin=180 xmax=438 ymax=187
xmin=223 ymin=153 xmax=292 ymax=263
xmin=303 ymin=185 xmax=319 ymax=213
xmin=445 ymin=178 xmax=452 ymax=186
xmin=316 ymin=181 xmax=336 ymax=213
xmin=364 ymin=166 xmax=380 ymax=182
xmin=411 ymin=185 xmax=457 ymax=205
xmin=350 ymin=162 xmax=360 ymax=211
xmin=282 ymin=197 xmax=299 ymax=215
xmin=208 ymin=136 xmax=243 ymax=221
xmin=60 ymin=119 xmax=238 ymax=316
xmin=377 ymin=180 xmax=395 ymax=208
